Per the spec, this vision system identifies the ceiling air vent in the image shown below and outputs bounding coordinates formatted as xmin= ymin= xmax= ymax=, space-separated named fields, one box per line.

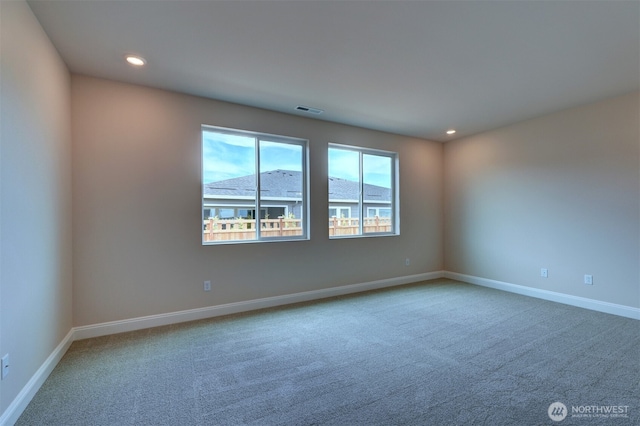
xmin=295 ymin=105 xmax=324 ymax=115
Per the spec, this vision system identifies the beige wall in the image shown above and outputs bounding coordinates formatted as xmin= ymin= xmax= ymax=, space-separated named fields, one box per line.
xmin=0 ymin=0 xmax=73 ymax=416
xmin=444 ymin=92 xmax=640 ymax=308
xmin=71 ymin=75 xmax=443 ymax=326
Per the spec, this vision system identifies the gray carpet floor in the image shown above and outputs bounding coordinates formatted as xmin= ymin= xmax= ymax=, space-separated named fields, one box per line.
xmin=16 ymin=279 xmax=639 ymax=425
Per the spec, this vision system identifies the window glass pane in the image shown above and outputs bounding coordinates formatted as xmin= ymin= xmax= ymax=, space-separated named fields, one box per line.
xmin=329 ymin=148 xmax=360 ymax=236
xmin=263 ymin=206 xmax=285 ymax=219
xmin=237 ymin=209 xmax=252 ymax=219
xmin=363 ymin=154 xmax=392 ymax=234
xmin=218 ymin=208 xmax=234 ymax=219
xmin=259 ymin=141 xmax=304 ymax=238
xmin=202 ymin=130 xmax=257 ymax=242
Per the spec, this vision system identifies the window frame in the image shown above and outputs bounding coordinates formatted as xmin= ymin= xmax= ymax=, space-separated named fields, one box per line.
xmin=328 ymin=143 xmax=399 ymax=239
xmin=202 ymin=125 xmax=309 ymax=245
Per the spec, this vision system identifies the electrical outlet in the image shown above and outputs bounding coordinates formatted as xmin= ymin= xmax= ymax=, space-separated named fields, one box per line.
xmin=541 ymin=268 xmax=548 ymax=278
xmin=405 ymin=258 xmax=410 ymax=266
xmin=203 ymin=280 xmax=211 ymax=292
xmin=584 ymin=275 xmax=593 ymax=285
xmin=1 ymin=354 xmax=9 ymax=380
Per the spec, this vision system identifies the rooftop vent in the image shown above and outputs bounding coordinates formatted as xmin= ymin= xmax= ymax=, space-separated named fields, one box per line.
xmin=295 ymin=105 xmax=324 ymax=115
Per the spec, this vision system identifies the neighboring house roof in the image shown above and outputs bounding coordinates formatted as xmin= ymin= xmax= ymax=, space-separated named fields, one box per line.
xmin=203 ymin=169 xmax=391 ymax=202
xmin=204 ymin=170 xmax=301 ymax=198
xmin=328 ymin=176 xmax=390 ymax=202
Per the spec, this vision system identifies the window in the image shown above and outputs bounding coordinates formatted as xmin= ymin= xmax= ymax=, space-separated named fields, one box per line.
xmin=202 ymin=126 xmax=308 ymax=244
xmin=367 ymin=207 xmax=391 ymax=218
xmin=329 ymin=206 xmax=351 ymax=219
xmin=328 ymin=144 xmax=398 ymax=237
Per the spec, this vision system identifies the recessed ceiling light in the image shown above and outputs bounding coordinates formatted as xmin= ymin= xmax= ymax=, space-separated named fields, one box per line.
xmin=446 ymin=129 xmax=456 ymax=135
xmin=125 ymin=55 xmax=146 ymax=66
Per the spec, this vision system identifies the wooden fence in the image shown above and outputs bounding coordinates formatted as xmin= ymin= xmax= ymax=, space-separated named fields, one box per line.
xmin=329 ymin=216 xmax=392 ymax=236
xmin=203 ymin=217 xmax=303 ymax=242
xmin=203 ymin=216 xmax=392 ymax=241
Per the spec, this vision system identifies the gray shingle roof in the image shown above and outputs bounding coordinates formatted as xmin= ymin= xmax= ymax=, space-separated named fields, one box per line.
xmin=328 ymin=176 xmax=390 ymax=201
xmin=203 ymin=169 xmax=390 ymax=201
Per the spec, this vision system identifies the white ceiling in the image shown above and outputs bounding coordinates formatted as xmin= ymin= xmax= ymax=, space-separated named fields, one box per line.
xmin=28 ymin=0 xmax=639 ymax=141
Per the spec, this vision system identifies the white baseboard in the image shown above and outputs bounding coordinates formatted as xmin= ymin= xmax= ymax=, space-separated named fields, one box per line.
xmin=0 ymin=329 xmax=74 ymax=426
xmin=74 ymin=271 xmax=444 ymax=340
xmin=444 ymin=271 xmax=640 ymax=320
xmin=3 ymin=269 xmax=637 ymax=425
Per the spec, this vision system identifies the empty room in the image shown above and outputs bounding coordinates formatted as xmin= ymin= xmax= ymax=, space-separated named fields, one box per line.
xmin=1 ymin=1 xmax=638 ymax=425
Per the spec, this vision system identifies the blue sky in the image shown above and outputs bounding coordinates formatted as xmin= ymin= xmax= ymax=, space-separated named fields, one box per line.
xmin=203 ymin=131 xmax=302 ymax=183
xmin=203 ymin=130 xmax=392 ymax=188
xmin=328 ymin=147 xmax=392 ymax=188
